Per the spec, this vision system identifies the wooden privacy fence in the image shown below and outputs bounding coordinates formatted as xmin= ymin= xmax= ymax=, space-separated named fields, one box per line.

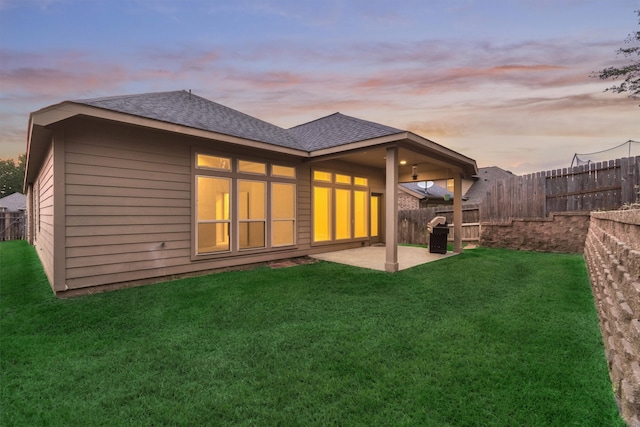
xmin=398 ymin=205 xmax=480 ymax=245
xmin=0 ymin=211 xmax=26 ymax=241
xmin=480 ymin=156 xmax=640 ymax=223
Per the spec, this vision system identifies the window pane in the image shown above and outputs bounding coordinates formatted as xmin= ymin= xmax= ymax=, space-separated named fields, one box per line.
xmin=238 ymin=181 xmax=265 ymax=220
xmin=198 ymin=223 xmax=229 ymax=253
xmin=370 ymin=195 xmax=379 ymax=237
xmin=197 ymin=154 xmax=231 ymax=171
xmin=238 ymin=160 xmax=266 ymax=175
xmin=273 ymin=220 xmax=294 ymax=246
xmin=335 ymin=174 xmax=351 ymax=184
xmin=239 ymin=221 xmax=265 ymax=249
xmin=354 ymin=190 xmax=368 ymax=238
xmin=335 ymin=188 xmax=351 ymax=240
xmin=354 ymin=177 xmax=368 ymax=186
xmin=446 ymin=179 xmax=454 ymax=192
xmin=313 ymin=171 xmax=332 ymax=182
xmin=272 ymin=183 xmax=295 ymax=219
xmin=272 ymin=183 xmax=295 ymax=247
xmin=272 ymin=165 xmax=296 ymax=178
xmin=197 ymin=177 xmax=229 ymax=220
xmin=313 ymin=187 xmax=332 ymax=242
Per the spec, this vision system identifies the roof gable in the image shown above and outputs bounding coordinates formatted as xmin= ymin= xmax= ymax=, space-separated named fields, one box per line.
xmin=464 ymin=166 xmax=515 ymax=203
xmin=289 ymin=112 xmax=403 ymax=151
xmin=73 ymin=91 xmax=304 ymax=150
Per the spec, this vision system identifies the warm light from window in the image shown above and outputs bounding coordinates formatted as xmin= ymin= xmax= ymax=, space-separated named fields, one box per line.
xmin=335 ymin=174 xmax=351 ymax=184
xmin=313 ymin=170 xmax=332 ymax=182
xmin=354 ymin=177 xmax=368 ymax=186
xmin=272 ymin=165 xmax=296 ymax=178
xmin=197 ymin=154 xmax=231 ymax=171
xmin=238 ymin=160 xmax=266 ymax=175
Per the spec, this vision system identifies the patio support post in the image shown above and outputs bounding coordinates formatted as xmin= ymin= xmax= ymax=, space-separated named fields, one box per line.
xmin=453 ymin=171 xmax=462 ymax=253
xmin=385 ymin=146 xmax=399 ymax=272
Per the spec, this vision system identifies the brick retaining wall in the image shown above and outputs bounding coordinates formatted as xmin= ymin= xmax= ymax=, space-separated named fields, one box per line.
xmin=479 ymin=213 xmax=591 ymax=253
xmin=584 ymin=209 xmax=640 ymax=427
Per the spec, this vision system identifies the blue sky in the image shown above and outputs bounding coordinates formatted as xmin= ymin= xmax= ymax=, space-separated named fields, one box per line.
xmin=1 ymin=0 xmax=639 ymax=174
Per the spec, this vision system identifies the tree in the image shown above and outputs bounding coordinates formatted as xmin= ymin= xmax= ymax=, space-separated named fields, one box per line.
xmin=0 ymin=154 xmax=26 ymax=196
xmin=594 ymin=10 xmax=640 ymax=102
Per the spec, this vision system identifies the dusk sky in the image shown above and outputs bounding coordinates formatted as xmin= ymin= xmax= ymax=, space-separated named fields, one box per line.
xmin=1 ymin=0 xmax=639 ymax=175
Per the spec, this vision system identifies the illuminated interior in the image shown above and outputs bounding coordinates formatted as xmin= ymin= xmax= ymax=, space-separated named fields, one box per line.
xmin=313 ymin=171 xmax=370 ymax=243
xmin=370 ymin=195 xmax=379 ymax=237
xmin=272 ymin=165 xmax=296 ymax=178
xmin=238 ymin=180 xmax=266 ymax=249
xmin=354 ymin=190 xmax=368 ymax=238
xmin=196 ymin=154 xmax=297 ymax=254
xmin=272 ymin=183 xmax=295 ymax=246
xmin=335 ymin=188 xmax=351 ymax=239
xmin=238 ymin=160 xmax=266 ymax=175
xmin=197 ymin=176 xmax=230 ymax=253
xmin=197 ymin=154 xmax=231 ymax=171
xmin=313 ymin=170 xmax=332 ymax=182
xmin=313 ymin=187 xmax=332 ymax=242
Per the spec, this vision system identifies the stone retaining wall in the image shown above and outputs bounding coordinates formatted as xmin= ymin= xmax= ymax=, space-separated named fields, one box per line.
xmin=584 ymin=209 xmax=640 ymax=427
xmin=479 ymin=213 xmax=591 ymax=253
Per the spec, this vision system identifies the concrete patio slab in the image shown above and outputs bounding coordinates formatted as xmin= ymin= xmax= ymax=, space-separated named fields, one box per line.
xmin=310 ymin=245 xmax=457 ymax=271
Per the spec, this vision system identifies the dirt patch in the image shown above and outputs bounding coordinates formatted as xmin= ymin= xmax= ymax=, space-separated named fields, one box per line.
xmin=268 ymin=256 xmax=318 ymax=269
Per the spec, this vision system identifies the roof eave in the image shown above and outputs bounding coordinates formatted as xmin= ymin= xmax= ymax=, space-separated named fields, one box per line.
xmin=398 ymin=185 xmax=426 ymax=199
xmin=25 ymin=102 xmax=310 ymax=186
xmin=26 ymin=103 xmax=310 ymax=178
xmin=308 ymin=132 xmax=409 ymax=158
xmin=405 ymin=132 xmax=478 ymax=178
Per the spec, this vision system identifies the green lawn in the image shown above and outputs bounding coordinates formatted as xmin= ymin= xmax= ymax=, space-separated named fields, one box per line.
xmin=0 ymin=240 xmax=624 ymax=426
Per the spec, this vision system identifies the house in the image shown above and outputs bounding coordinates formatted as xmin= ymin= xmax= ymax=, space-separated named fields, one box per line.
xmin=399 ymin=181 xmax=458 ymax=208
xmin=399 ymin=166 xmax=514 ymax=209
xmin=0 ymin=192 xmax=26 ymax=212
xmin=463 ymin=166 xmax=514 ymax=204
xmin=25 ymin=90 xmax=477 ymax=296
xmin=0 ymin=192 xmax=27 ymax=241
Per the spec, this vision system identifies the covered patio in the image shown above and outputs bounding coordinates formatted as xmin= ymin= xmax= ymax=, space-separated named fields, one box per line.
xmin=307 ymin=130 xmax=478 ymax=272
xmin=310 ymin=245 xmax=457 ymax=271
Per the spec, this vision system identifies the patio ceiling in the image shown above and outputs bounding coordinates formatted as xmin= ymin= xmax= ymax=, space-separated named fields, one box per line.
xmin=307 ymin=137 xmax=477 ymax=182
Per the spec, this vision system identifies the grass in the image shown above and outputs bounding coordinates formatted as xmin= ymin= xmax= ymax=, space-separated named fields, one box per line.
xmin=0 ymin=240 xmax=624 ymax=426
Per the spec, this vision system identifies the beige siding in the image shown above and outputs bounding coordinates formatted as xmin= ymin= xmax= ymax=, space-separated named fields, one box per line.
xmin=62 ymin=119 xmax=192 ymax=290
xmin=48 ymin=117 xmax=391 ymax=293
xmin=33 ymin=142 xmax=55 ymax=288
xmin=296 ymin=163 xmax=312 ymax=247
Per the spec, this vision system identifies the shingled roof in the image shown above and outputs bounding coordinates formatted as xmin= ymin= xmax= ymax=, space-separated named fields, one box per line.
xmin=288 ymin=112 xmax=404 ymax=151
xmin=401 ymin=182 xmax=456 ymax=200
xmin=73 ymin=90 xmax=303 ymax=150
xmin=0 ymin=192 xmax=26 ymax=212
xmin=73 ymin=91 xmax=405 ymax=153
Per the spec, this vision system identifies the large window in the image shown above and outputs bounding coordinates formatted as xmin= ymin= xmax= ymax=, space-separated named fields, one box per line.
xmin=354 ymin=190 xmax=368 ymax=238
xmin=313 ymin=187 xmax=332 ymax=242
xmin=313 ymin=170 xmax=369 ymax=243
xmin=197 ymin=176 xmax=230 ymax=253
xmin=272 ymin=183 xmax=295 ymax=246
xmin=335 ymin=188 xmax=351 ymax=240
xmin=195 ymin=153 xmax=295 ymax=255
xmin=370 ymin=195 xmax=379 ymax=238
xmin=239 ymin=180 xmax=266 ymax=250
